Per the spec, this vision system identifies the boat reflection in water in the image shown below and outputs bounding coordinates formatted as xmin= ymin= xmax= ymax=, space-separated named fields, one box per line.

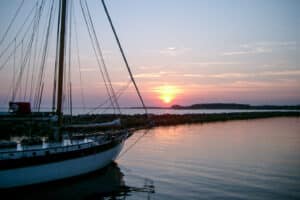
xmin=1 ymin=162 xmax=155 ymax=199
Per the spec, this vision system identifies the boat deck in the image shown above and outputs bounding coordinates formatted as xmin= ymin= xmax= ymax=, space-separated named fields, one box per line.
xmin=0 ymin=131 xmax=128 ymax=161
xmin=0 ymin=138 xmax=101 ymax=160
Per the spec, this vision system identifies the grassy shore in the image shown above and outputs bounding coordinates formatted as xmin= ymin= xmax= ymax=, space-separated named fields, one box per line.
xmin=72 ymin=111 xmax=300 ymax=130
xmin=1 ymin=112 xmax=299 ymax=139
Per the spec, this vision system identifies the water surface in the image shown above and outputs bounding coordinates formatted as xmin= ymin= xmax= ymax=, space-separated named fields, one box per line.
xmin=67 ymin=108 xmax=300 ymax=115
xmin=1 ymin=107 xmax=298 ymax=115
xmin=119 ymin=117 xmax=300 ymax=199
xmin=2 ymin=117 xmax=300 ymax=199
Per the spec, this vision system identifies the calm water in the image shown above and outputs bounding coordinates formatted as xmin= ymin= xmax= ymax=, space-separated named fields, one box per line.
xmin=3 ymin=117 xmax=300 ymax=199
xmin=62 ymin=108 xmax=300 ymax=115
xmin=1 ymin=107 xmax=298 ymax=115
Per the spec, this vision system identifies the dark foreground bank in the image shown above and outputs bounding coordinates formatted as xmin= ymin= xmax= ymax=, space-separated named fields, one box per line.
xmin=72 ymin=111 xmax=300 ymax=130
xmin=1 ymin=111 xmax=299 ymax=139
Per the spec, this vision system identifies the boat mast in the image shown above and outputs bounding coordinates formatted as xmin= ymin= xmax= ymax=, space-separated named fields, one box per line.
xmin=56 ymin=0 xmax=67 ymax=126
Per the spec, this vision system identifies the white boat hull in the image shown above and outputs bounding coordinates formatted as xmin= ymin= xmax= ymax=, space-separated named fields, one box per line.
xmin=0 ymin=142 xmax=124 ymax=188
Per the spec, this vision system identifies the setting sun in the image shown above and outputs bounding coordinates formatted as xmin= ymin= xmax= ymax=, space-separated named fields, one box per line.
xmin=154 ymin=85 xmax=182 ymax=104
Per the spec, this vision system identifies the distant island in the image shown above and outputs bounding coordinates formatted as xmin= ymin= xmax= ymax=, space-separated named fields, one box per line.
xmin=129 ymin=103 xmax=300 ymax=110
xmin=171 ymin=103 xmax=300 ymax=110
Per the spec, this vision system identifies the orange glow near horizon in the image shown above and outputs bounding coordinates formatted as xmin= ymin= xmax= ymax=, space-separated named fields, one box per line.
xmin=154 ymin=85 xmax=182 ymax=105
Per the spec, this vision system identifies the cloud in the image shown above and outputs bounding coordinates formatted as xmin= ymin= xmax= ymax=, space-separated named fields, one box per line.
xmin=184 ymin=61 xmax=241 ymax=66
xmin=135 ymin=69 xmax=300 ymax=81
xmin=183 ymin=73 xmax=247 ymax=79
xmin=223 ymin=41 xmax=297 ymax=56
xmin=210 ymin=73 xmax=248 ymax=78
xmin=183 ymin=70 xmax=300 ymax=79
xmin=79 ymin=67 xmax=98 ymax=72
xmin=167 ymin=47 xmax=176 ymax=51
xmin=94 ymin=81 xmax=129 ymax=87
xmin=133 ymin=73 xmax=161 ymax=78
xmin=159 ymin=47 xmax=191 ymax=56
xmin=226 ymin=79 xmax=300 ymax=90
xmin=254 ymin=41 xmax=297 ymax=47
xmin=223 ymin=47 xmax=272 ymax=56
xmin=259 ymin=70 xmax=300 ymax=76
xmin=134 ymin=71 xmax=179 ymax=79
xmin=183 ymin=74 xmax=206 ymax=78
xmin=182 ymin=79 xmax=300 ymax=94
xmin=137 ymin=65 xmax=165 ymax=70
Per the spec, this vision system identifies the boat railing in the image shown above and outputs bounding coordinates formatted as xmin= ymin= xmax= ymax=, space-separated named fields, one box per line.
xmin=0 ymin=141 xmax=98 ymax=160
xmin=0 ymin=130 xmax=127 ymax=160
xmin=0 ymin=112 xmax=58 ymax=122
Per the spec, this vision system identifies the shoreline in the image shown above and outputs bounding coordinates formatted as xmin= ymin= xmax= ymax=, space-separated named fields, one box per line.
xmin=1 ymin=112 xmax=299 ymax=139
xmin=73 ymin=111 xmax=300 ymax=130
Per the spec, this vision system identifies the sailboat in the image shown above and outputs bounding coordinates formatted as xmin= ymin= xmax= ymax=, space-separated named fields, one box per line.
xmin=1 ymin=162 xmax=155 ymax=199
xmin=0 ymin=0 xmax=148 ymax=188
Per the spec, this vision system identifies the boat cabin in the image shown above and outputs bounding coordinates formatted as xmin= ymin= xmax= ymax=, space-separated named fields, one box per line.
xmin=9 ymin=102 xmax=31 ymax=114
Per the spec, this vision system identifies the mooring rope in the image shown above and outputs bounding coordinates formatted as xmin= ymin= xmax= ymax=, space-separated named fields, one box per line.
xmin=118 ymin=128 xmax=151 ymax=159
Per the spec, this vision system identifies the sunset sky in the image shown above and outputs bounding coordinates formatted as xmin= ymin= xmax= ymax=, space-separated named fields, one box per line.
xmin=0 ymin=0 xmax=299 ymax=108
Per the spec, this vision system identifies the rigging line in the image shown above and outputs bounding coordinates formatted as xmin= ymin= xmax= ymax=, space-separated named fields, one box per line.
xmin=14 ymin=39 xmax=24 ymax=101
xmin=19 ymin=40 xmax=24 ymax=100
xmin=0 ymin=0 xmax=24 ymax=46
xmin=86 ymin=80 xmax=132 ymax=124
xmin=32 ymin=0 xmax=51 ymax=108
xmin=6 ymin=0 xmax=45 ymax=101
xmin=84 ymin=0 xmax=121 ymax=115
xmin=24 ymin=42 xmax=31 ymax=101
xmin=86 ymin=79 xmax=131 ymax=115
xmin=38 ymin=82 xmax=45 ymax=112
xmin=12 ymin=38 xmax=17 ymax=101
xmin=0 ymin=1 xmax=37 ymax=60
xmin=0 ymin=5 xmax=38 ymax=70
xmin=88 ymin=80 xmax=131 ymax=122
xmin=30 ymin=1 xmax=43 ymax=103
xmin=81 ymin=0 xmax=117 ymax=114
xmin=33 ymin=0 xmax=48 ymax=108
xmin=34 ymin=0 xmax=49 ymax=109
xmin=34 ymin=0 xmax=54 ymax=110
xmin=101 ymin=0 xmax=148 ymax=116
xmin=52 ymin=0 xmax=62 ymax=112
xmin=79 ymin=0 xmax=116 ymax=113
xmin=38 ymin=0 xmax=55 ymax=110
xmin=30 ymin=0 xmax=53 ymax=103
xmin=68 ymin=0 xmax=73 ymax=120
xmin=6 ymin=38 xmax=17 ymax=104
xmin=73 ymin=3 xmax=86 ymax=111
xmin=24 ymin=4 xmax=42 ymax=101
xmin=0 ymin=43 xmax=23 ymax=71
xmin=0 ymin=3 xmax=40 ymax=74
xmin=118 ymin=129 xmax=151 ymax=159
xmin=0 ymin=8 xmax=38 ymax=72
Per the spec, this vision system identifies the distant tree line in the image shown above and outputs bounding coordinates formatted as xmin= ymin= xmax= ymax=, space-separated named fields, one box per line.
xmin=171 ymin=103 xmax=300 ymax=110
